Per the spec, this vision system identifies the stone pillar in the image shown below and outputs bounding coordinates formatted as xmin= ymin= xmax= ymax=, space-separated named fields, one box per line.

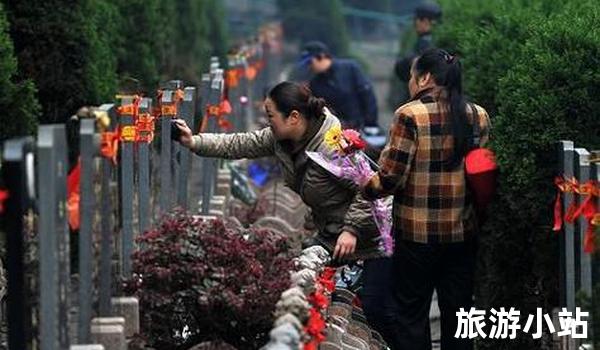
xmin=90 ymin=318 xmax=126 ymax=350
xmin=110 ymin=297 xmax=140 ymax=337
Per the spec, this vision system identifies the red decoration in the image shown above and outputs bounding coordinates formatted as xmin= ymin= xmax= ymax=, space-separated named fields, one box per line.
xmin=553 ymin=176 xmax=600 ymax=253
xmin=100 ymin=129 xmax=120 ymax=164
xmin=67 ymin=159 xmax=81 ymax=231
xmin=245 ymin=66 xmax=258 ymax=81
xmin=303 ymin=308 xmax=326 ymax=349
xmin=203 ymin=99 xmax=234 ymax=132
xmin=0 ymin=189 xmax=9 ymax=214
xmin=135 ymin=113 xmax=156 ymax=143
xmin=226 ymin=69 xmax=240 ymax=88
xmin=220 ymin=99 xmax=232 ymax=115
xmin=302 ymin=266 xmax=337 ymax=349
xmin=307 ymin=291 xmax=329 ymax=310
xmin=317 ymin=277 xmax=335 ymax=293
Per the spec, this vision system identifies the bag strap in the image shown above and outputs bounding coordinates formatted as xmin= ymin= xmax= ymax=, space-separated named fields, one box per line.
xmin=468 ymin=103 xmax=481 ymax=148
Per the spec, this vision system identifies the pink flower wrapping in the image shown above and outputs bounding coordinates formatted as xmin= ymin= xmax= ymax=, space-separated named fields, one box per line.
xmin=306 ymin=150 xmax=394 ymax=255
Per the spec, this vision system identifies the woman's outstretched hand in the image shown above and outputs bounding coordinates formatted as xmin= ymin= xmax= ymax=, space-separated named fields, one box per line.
xmin=333 ymin=231 xmax=357 ymax=260
xmin=173 ymin=119 xmax=194 ymax=149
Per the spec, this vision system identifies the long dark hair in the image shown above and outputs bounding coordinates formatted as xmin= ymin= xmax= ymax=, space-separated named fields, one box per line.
xmin=268 ymin=81 xmax=326 ymax=120
xmin=414 ymin=48 xmax=469 ymax=169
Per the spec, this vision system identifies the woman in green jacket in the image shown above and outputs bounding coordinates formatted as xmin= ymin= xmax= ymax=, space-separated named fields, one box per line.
xmin=174 ymin=81 xmax=395 ymax=342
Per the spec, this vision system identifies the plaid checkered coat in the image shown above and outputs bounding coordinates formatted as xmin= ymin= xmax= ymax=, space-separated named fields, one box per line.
xmin=365 ymin=87 xmax=491 ymax=244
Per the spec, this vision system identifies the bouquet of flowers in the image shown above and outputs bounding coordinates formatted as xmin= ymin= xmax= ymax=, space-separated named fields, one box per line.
xmin=306 ymin=126 xmax=394 ymax=255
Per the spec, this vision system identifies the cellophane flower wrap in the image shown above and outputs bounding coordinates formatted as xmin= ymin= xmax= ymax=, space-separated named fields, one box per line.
xmin=307 ymin=127 xmax=393 ymax=255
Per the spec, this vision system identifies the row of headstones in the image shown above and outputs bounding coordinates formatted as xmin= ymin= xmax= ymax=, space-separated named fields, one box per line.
xmin=262 ymin=246 xmax=389 ymax=350
xmin=556 ymin=141 xmax=600 ymax=350
xmin=222 ymin=177 xmax=316 ymax=251
xmin=0 ymin=53 xmax=272 ymax=350
xmin=261 ymin=245 xmax=331 ymax=349
xmin=250 ymin=180 xmax=308 ymax=227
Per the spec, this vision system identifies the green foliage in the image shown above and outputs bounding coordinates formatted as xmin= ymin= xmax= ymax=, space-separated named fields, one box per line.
xmin=277 ymin=0 xmax=350 ymax=56
xmin=86 ymin=0 xmax=119 ymax=102
xmin=3 ymin=0 xmax=229 ymax=124
xmin=205 ymin=0 xmax=229 ymax=67
xmin=436 ymin=0 xmax=600 ymax=348
xmin=4 ymin=0 xmax=117 ymax=123
xmin=5 ymin=0 xmax=118 ymax=123
xmin=0 ymin=2 xmax=38 ymax=141
xmin=112 ymin=0 xmax=161 ymax=93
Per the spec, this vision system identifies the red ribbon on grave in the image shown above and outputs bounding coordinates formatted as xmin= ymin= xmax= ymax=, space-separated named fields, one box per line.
xmin=307 ymin=290 xmax=329 ymax=310
xmin=245 ymin=65 xmax=258 ymax=81
xmin=0 ymin=188 xmax=9 ymax=214
xmin=317 ymin=267 xmax=336 ymax=293
xmin=302 ymin=266 xmax=337 ymax=349
xmin=226 ymin=69 xmax=240 ymax=88
xmin=135 ymin=113 xmax=156 ymax=143
xmin=554 ymin=176 xmax=579 ymax=229
xmin=159 ymin=89 xmax=185 ymax=117
xmin=303 ymin=308 xmax=326 ymax=350
xmin=99 ymin=95 xmax=143 ymax=163
xmin=553 ymin=175 xmax=600 ymax=253
xmin=200 ymin=99 xmax=233 ymax=133
xmin=67 ymin=159 xmax=81 ymax=231
xmin=576 ymin=184 xmax=598 ymax=253
xmin=320 ymin=267 xmax=337 ymax=281
xmin=554 ymin=176 xmax=568 ymax=231
xmin=100 ymin=129 xmax=120 ymax=164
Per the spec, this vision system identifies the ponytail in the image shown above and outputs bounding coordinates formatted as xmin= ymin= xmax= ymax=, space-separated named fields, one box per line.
xmin=307 ymin=95 xmax=326 ymax=120
xmin=414 ymin=48 xmax=469 ymax=169
xmin=445 ymin=57 xmax=469 ymax=169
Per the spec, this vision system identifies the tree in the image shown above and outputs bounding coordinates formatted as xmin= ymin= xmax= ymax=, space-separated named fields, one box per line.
xmin=0 ymin=2 xmax=38 ymax=140
xmin=277 ymin=0 xmax=350 ymax=56
xmin=204 ymin=0 xmax=229 ymax=67
xmin=86 ymin=0 xmax=119 ymax=101
xmin=5 ymin=0 xmax=118 ymax=124
xmin=171 ymin=0 xmax=211 ymax=84
xmin=112 ymin=0 xmax=162 ymax=93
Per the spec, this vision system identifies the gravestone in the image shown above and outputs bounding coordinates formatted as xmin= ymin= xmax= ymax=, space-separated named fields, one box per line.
xmin=97 ymin=104 xmax=116 ymax=317
xmin=2 ymin=137 xmax=35 ymax=350
xmin=110 ymin=297 xmax=139 ymax=337
xmin=78 ymin=118 xmax=96 ymax=343
xmin=37 ymin=125 xmax=70 ymax=350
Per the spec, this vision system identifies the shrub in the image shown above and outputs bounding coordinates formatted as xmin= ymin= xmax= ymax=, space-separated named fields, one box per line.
xmin=125 ymin=211 xmax=294 ymax=349
xmin=5 ymin=0 xmax=117 ymax=123
xmin=436 ymin=0 xmax=600 ymax=348
xmin=277 ymin=0 xmax=350 ymax=56
xmin=0 ymin=2 xmax=38 ymax=141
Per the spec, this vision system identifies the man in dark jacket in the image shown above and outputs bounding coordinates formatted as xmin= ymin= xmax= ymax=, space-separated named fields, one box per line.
xmin=300 ymin=41 xmax=379 ymax=131
xmin=395 ymin=3 xmax=442 ymax=82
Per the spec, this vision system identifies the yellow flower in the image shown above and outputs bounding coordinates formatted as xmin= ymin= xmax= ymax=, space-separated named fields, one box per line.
xmin=324 ymin=126 xmax=343 ymax=150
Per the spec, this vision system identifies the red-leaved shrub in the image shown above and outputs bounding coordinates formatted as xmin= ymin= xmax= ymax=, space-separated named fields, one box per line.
xmin=124 ymin=210 xmax=294 ymax=350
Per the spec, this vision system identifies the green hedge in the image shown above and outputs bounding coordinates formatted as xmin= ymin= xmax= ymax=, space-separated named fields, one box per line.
xmin=3 ymin=0 xmax=229 ymax=125
xmin=0 ymin=2 xmax=39 ymax=141
xmin=436 ymin=0 xmax=600 ymax=348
